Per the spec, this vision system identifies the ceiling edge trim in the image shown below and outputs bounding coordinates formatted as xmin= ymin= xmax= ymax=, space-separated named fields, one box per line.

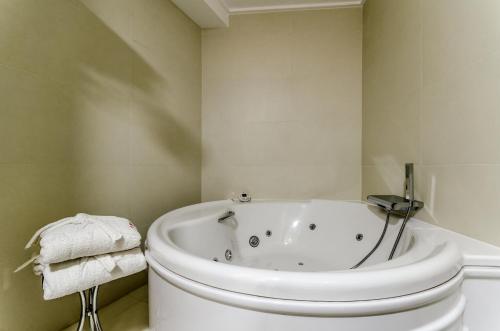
xmin=226 ymin=1 xmax=364 ymax=15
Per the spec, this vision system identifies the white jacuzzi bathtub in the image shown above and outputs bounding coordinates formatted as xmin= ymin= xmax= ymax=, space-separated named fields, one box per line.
xmin=146 ymin=200 xmax=500 ymax=331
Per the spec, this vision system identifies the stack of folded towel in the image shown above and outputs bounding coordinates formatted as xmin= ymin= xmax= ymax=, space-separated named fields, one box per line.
xmin=16 ymin=213 xmax=147 ymax=300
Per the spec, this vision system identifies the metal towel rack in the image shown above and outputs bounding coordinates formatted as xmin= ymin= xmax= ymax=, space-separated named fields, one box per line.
xmin=77 ymin=286 xmax=103 ymax=331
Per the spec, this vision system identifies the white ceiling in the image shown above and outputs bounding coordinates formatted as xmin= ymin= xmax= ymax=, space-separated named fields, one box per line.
xmin=222 ymin=0 xmax=364 ymax=14
xmin=172 ymin=0 xmax=365 ymax=28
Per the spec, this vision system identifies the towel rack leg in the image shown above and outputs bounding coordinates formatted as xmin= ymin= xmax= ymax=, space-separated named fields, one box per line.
xmin=90 ymin=286 xmax=103 ymax=331
xmin=77 ymin=291 xmax=86 ymax=331
xmin=88 ymin=289 xmax=96 ymax=331
xmin=75 ymin=286 xmax=103 ymax=331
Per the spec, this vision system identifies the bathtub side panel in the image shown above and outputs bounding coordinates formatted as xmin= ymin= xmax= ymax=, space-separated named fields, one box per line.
xmin=148 ymin=266 xmax=463 ymax=331
xmin=462 ymin=268 xmax=500 ymax=331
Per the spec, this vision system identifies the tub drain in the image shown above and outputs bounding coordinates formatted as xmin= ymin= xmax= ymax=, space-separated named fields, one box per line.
xmin=249 ymin=235 xmax=260 ymax=247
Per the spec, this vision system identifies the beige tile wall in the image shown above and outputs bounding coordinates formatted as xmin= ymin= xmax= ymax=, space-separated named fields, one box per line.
xmin=0 ymin=1 xmax=200 ymax=330
xmin=202 ymin=8 xmax=362 ymax=201
xmin=363 ymin=0 xmax=500 ymax=246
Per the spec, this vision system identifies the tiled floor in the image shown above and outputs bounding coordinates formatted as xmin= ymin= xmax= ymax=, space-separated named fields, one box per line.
xmin=62 ymin=286 xmax=149 ymax=331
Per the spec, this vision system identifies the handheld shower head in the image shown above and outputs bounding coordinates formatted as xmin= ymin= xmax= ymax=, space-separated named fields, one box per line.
xmin=405 ymin=163 xmax=414 ymax=201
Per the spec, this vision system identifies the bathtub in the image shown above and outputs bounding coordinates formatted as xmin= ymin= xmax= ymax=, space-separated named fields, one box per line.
xmin=146 ymin=200 xmax=500 ymax=331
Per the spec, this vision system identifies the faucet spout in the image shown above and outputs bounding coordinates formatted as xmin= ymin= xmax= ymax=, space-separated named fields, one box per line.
xmin=218 ymin=210 xmax=235 ymax=223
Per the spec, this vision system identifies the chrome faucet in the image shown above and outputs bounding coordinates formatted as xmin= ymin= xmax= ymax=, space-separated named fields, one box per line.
xmin=352 ymin=162 xmax=425 ymax=267
xmin=366 ymin=163 xmax=423 ymax=215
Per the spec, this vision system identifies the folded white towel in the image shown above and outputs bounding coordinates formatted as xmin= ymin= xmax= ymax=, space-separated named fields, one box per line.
xmin=25 ymin=213 xmax=141 ymax=264
xmin=41 ymin=247 xmax=146 ymax=300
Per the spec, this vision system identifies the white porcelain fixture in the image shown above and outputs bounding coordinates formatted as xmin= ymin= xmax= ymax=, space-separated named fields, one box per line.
xmin=146 ymin=200 xmax=500 ymax=331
